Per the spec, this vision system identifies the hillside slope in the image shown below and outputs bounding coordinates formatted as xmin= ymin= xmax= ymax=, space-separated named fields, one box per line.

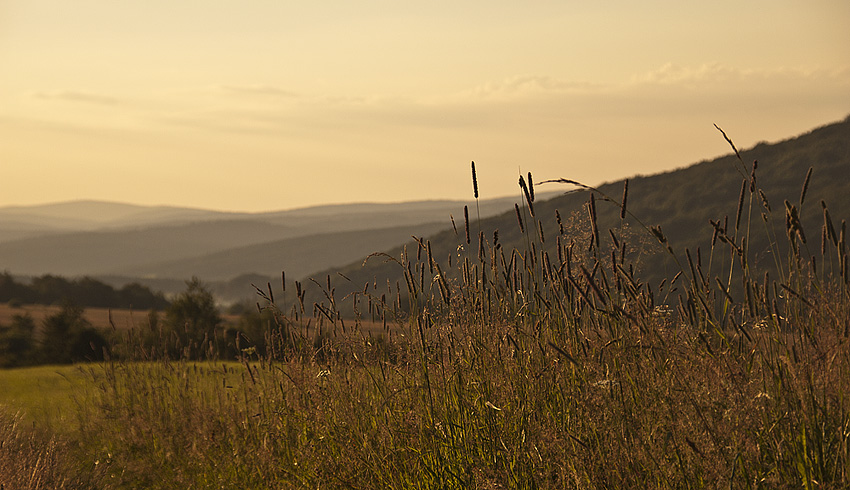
xmin=299 ymin=116 xmax=850 ymax=313
xmin=125 ymin=222 xmax=449 ymax=281
xmin=0 ymin=220 xmax=298 ymax=277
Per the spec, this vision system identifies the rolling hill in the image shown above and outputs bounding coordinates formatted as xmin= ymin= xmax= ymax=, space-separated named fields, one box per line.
xmin=123 ymin=222 xmax=450 ymax=282
xmin=0 ymin=194 xmax=556 ymax=301
xmin=298 ymin=116 xmax=850 ymax=314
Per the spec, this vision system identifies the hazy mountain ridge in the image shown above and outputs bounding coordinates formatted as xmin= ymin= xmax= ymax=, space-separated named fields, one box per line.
xmin=0 ymin=220 xmax=298 ymax=277
xmin=0 ymin=195 xmax=553 ymax=301
xmin=0 ymin=200 xmax=232 ymax=223
xmin=0 ymin=201 xmax=240 ymax=241
xmin=124 ymin=222 xmax=450 ymax=282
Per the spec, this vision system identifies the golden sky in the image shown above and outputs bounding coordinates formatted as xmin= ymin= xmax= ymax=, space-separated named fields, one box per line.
xmin=1 ymin=1 xmax=848 ymax=212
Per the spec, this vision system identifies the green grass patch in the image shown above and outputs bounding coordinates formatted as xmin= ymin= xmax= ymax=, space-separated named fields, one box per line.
xmin=0 ymin=364 xmax=95 ymax=433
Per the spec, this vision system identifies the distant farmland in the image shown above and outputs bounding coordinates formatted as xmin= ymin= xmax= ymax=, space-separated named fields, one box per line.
xmin=0 ymin=302 xmax=391 ymax=337
xmin=0 ymin=303 xmax=238 ymax=331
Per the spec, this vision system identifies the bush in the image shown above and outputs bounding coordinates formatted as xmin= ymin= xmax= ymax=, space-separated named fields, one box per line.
xmin=164 ymin=277 xmax=223 ymax=358
xmin=39 ymin=302 xmax=108 ymax=364
xmin=0 ymin=314 xmax=36 ymax=367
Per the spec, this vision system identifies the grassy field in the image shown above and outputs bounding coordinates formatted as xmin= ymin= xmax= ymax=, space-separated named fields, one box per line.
xmin=2 ymin=139 xmax=850 ymax=488
xmin=0 ymin=364 xmax=93 ymax=431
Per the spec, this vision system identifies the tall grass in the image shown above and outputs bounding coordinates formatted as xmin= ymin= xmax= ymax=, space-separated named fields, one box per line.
xmin=3 ymin=127 xmax=849 ymax=489
xmin=0 ymin=407 xmax=85 ymax=489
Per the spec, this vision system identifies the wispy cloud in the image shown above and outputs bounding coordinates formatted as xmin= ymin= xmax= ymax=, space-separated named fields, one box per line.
xmin=460 ymin=75 xmax=603 ymax=101
xmin=75 ymin=62 xmax=849 ymax=141
xmin=450 ymin=64 xmax=850 ymax=104
xmin=215 ymin=84 xmax=301 ymax=98
xmin=630 ymin=63 xmax=850 ymax=88
xmin=29 ymin=90 xmax=121 ymax=105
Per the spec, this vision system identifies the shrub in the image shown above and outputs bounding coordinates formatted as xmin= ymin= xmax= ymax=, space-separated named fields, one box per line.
xmin=164 ymin=277 xmax=223 ymax=359
xmin=0 ymin=313 xmax=36 ymax=367
xmin=39 ymin=302 xmax=108 ymax=364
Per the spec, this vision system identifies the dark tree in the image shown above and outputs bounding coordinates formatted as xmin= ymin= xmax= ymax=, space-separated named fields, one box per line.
xmin=118 ymin=282 xmax=170 ymax=310
xmin=70 ymin=276 xmax=117 ymax=308
xmin=165 ymin=277 xmax=223 ymax=357
xmin=0 ymin=314 xmax=37 ymax=367
xmin=30 ymin=275 xmax=74 ymax=305
xmin=0 ymin=271 xmax=35 ymax=304
xmin=39 ymin=302 xmax=108 ymax=364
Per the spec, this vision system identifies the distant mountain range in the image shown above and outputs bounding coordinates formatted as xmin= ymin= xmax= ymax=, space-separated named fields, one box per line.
xmin=0 ymin=194 xmax=557 ymax=302
xmin=0 ymin=196 xmax=550 ymax=242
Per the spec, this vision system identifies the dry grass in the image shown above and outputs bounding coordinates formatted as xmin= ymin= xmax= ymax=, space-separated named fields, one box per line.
xmin=0 ymin=408 xmax=87 ymax=490
xmin=3 ymin=128 xmax=850 ymax=488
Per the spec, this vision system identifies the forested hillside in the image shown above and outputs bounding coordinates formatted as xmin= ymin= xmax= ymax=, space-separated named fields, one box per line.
xmin=0 ymin=273 xmax=168 ymax=310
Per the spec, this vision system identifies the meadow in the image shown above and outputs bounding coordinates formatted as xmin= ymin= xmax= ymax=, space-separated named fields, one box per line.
xmin=2 ymin=130 xmax=849 ymax=489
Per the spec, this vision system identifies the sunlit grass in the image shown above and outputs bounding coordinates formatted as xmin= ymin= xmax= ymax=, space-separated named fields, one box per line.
xmin=0 ymin=364 xmax=94 ymax=433
xmin=3 ymin=126 xmax=850 ymax=488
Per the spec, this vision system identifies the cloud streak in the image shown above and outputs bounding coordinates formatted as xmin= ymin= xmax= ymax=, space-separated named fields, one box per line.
xmin=19 ymin=62 xmax=848 ymax=143
xmin=630 ymin=63 xmax=850 ymax=88
xmin=459 ymin=64 xmax=850 ymax=101
xmin=215 ymin=84 xmax=301 ymax=98
xmin=459 ymin=75 xmax=604 ymax=101
xmin=29 ymin=90 xmax=121 ymax=105
xmin=138 ymin=63 xmax=850 ymax=140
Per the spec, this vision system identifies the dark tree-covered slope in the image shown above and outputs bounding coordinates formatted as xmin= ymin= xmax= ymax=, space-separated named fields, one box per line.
xmin=298 ymin=116 xmax=850 ymax=314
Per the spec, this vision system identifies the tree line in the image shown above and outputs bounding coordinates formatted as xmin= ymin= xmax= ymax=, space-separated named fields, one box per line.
xmin=0 ymin=277 xmax=284 ymax=368
xmin=0 ymin=272 xmax=169 ymax=310
xmin=0 ymin=302 xmax=110 ymax=367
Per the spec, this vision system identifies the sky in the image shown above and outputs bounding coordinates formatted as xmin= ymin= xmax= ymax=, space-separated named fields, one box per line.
xmin=1 ymin=1 xmax=848 ymax=213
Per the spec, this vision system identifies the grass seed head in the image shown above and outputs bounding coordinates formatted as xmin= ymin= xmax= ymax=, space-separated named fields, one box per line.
xmin=471 ymin=161 xmax=479 ymax=199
